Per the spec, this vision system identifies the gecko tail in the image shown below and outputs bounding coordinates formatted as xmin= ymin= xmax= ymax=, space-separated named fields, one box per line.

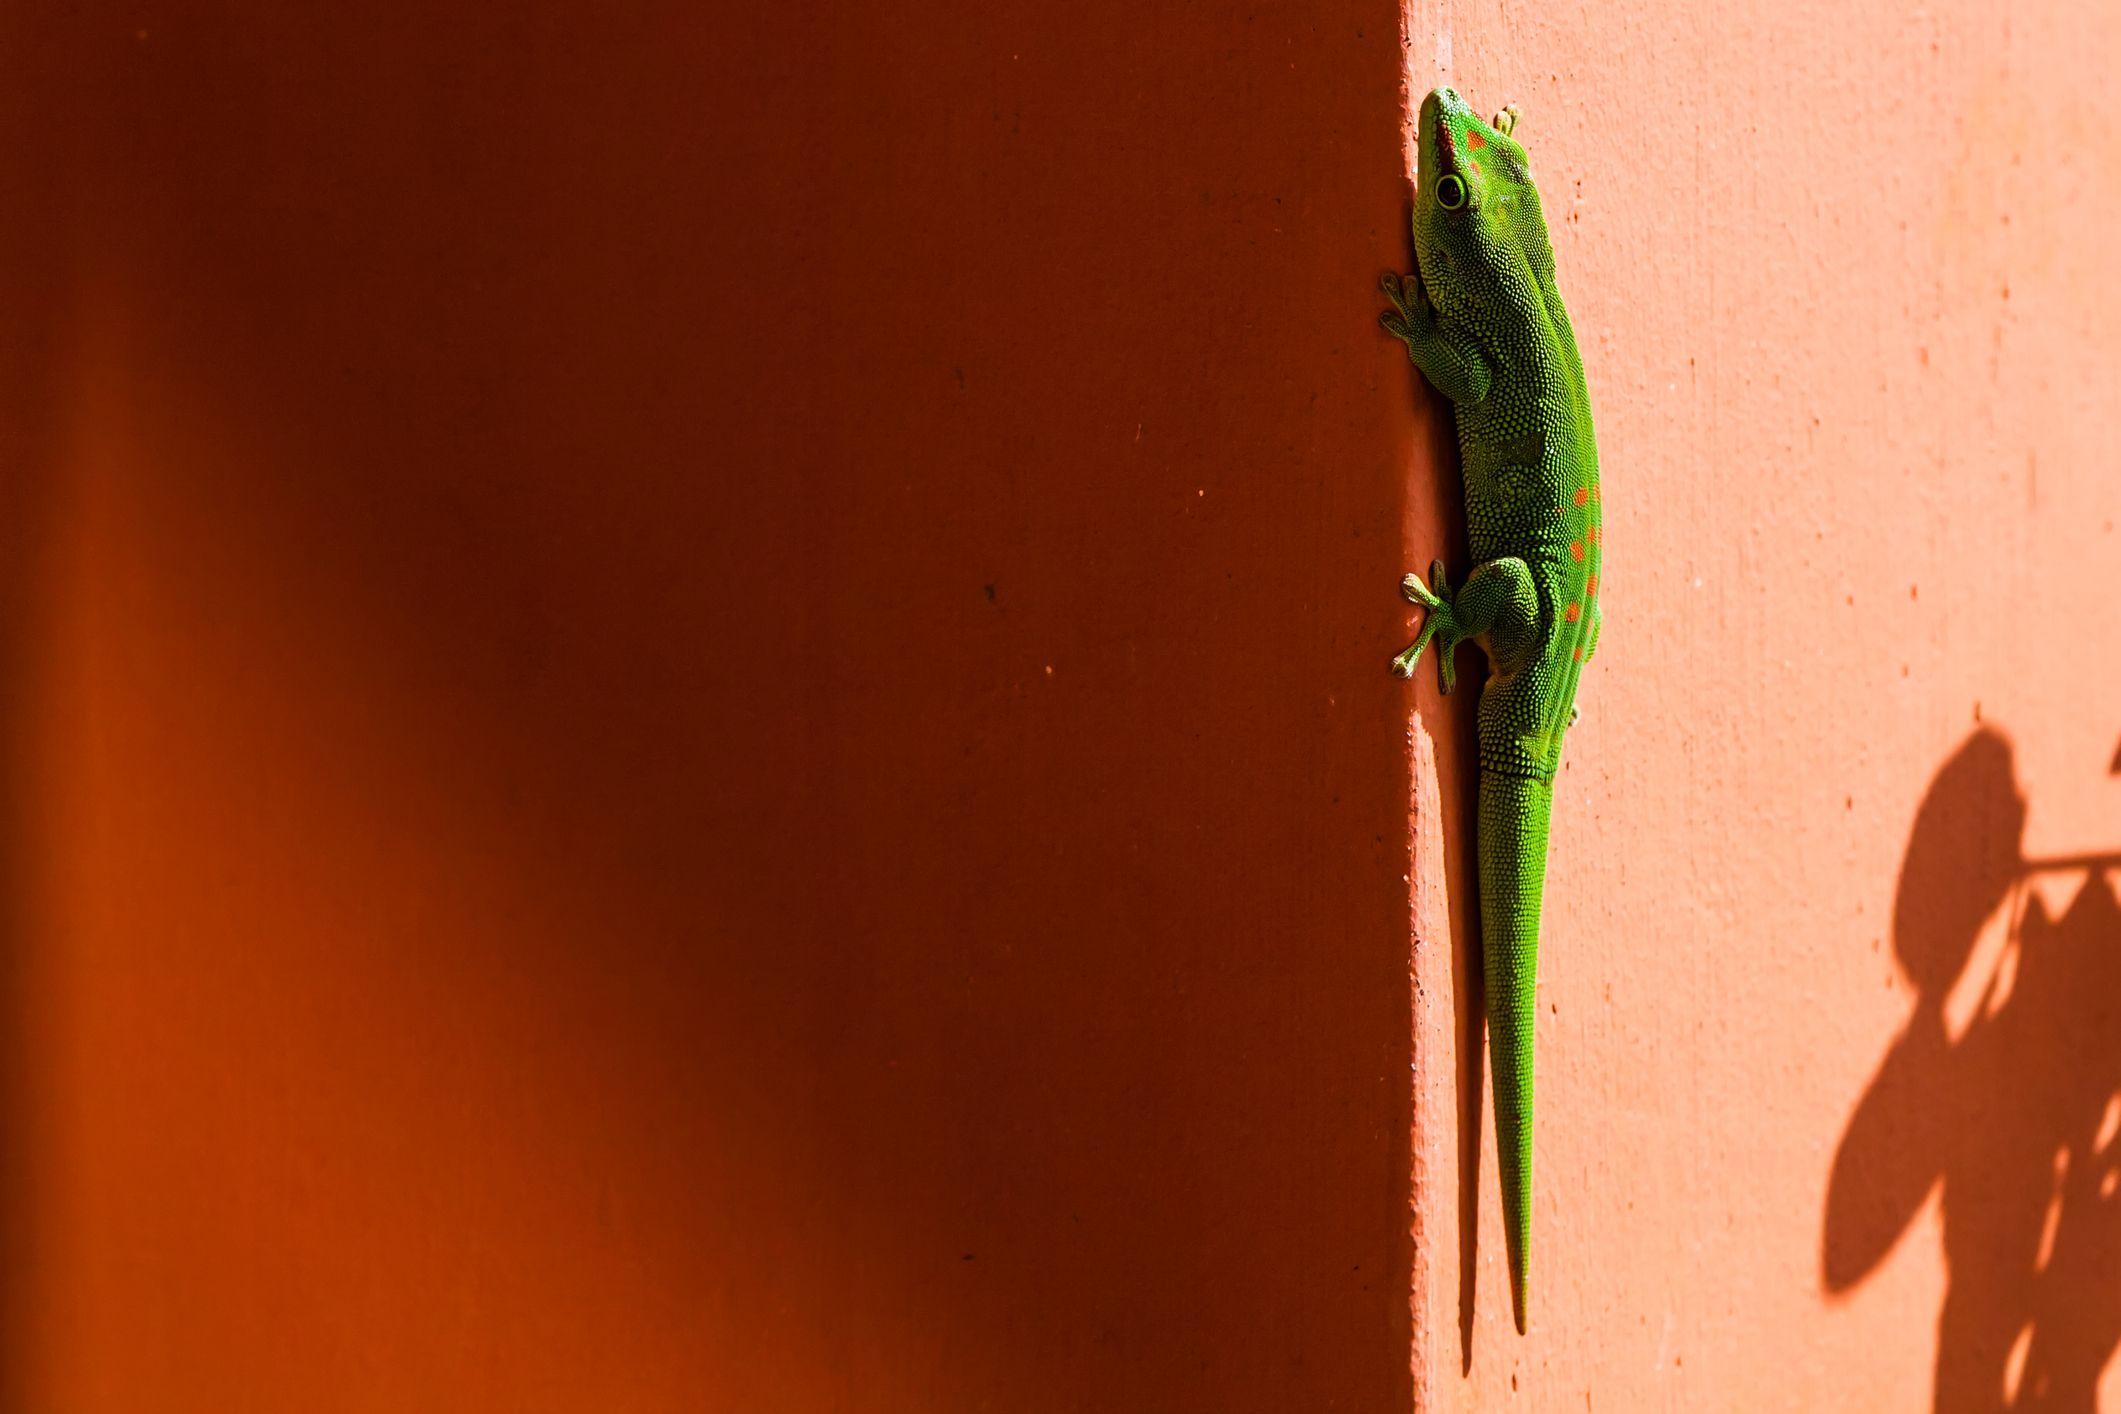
xmin=1478 ymin=771 xmax=1552 ymax=1338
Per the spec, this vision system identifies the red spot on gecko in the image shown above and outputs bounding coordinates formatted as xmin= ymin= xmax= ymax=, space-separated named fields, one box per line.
xmin=1572 ymin=487 xmax=1589 ymax=507
xmin=1573 ymin=646 xmax=1584 ymax=662
xmin=1587 ymin=572 xmax=1600 ymax=596
xmin=1467 ymin=131 xmax=1488 ymax=149
xmin=1587 ymin=525 xmax=1601 ymax=546
xmin=1564 ymin=603 xmax=1581 ymax=623
xmin=1469 ymin=160 xmax=1483 ymax=176
xmin=1569 ymin=540 xmax=1584 ymax=562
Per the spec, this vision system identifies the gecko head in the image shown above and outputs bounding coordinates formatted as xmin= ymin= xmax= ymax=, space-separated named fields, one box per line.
xmin=1413 ymin=88 xmax=1554 ymax=310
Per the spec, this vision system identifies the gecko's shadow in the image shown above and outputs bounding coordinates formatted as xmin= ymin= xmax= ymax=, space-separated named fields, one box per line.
xmin=1388 ymin=194 xmax=1491 ymax=1376
xmin=1823 ymin=726 xmax=2121 ymax=1409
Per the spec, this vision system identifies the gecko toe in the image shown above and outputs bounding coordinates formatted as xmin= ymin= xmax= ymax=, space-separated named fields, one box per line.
xmin=1400 ymin=572 xmax=1440 ymax=608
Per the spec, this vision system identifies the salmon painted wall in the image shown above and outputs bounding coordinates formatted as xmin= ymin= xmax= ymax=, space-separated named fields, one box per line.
xmin=3 ymin=1 xmax=2117 ymax=1412
xmin=1403 ymin=0 xmax=2121 ymax=1407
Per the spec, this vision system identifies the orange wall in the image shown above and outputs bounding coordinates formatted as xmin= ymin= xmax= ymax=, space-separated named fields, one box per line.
xmin=3 ymin=1 xmax=1418 ymax=1409
xmin=5 ymin=0 xmax=2119 ymax=1410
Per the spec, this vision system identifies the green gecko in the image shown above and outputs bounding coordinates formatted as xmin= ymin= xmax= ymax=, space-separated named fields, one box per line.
xmin=1381 ymin=86 xmax=1601 ymax=1334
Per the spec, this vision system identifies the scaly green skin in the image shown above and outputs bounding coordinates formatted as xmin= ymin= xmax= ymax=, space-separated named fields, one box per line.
xmin=1382 ymin=87 xmax=1601 ymax=1335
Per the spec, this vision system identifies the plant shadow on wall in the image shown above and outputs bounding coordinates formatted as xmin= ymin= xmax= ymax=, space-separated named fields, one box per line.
xmin=1824 ymin=727 xmax=2121 ymax=1410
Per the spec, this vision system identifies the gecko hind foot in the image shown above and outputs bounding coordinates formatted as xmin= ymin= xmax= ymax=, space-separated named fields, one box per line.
xmin=1390 ymin=560 xmax=1462 ymax=693
xmin=1398 ymin=559 xmax=1445 ymax=611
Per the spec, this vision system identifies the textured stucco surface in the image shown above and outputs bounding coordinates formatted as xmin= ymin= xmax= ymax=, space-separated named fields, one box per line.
xmin=1403 ymin=0 xmax=2121 ymax=1406
xmin=1 ymin=0 xmax=2117 ymax=1408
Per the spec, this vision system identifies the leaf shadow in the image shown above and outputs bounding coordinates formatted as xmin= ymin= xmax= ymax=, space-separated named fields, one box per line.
xmin=1824 ymin=725 xmax=2121 ymax=1409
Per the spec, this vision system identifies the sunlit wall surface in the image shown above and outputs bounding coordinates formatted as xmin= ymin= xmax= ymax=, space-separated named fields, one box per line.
xmin=1403 ymin=0 xmax=2121 ymax=1407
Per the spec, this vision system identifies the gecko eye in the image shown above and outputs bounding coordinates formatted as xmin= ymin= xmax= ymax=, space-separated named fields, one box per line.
xmin=1435 ymin=173 xmax=1467 ymax=210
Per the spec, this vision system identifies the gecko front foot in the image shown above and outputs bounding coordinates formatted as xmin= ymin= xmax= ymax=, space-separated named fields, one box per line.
xmin=1379 ymin=271 xmax=1434 ymax=351
xmin=1390 ymin=558 xmax=1465 ymax=693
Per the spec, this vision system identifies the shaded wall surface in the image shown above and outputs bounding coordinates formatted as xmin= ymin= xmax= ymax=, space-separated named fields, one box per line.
xmin=3 ymin=2 xmax=1418 ymax=1409
xmin=6 ymin=1 xmax=2121 ymax=1412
